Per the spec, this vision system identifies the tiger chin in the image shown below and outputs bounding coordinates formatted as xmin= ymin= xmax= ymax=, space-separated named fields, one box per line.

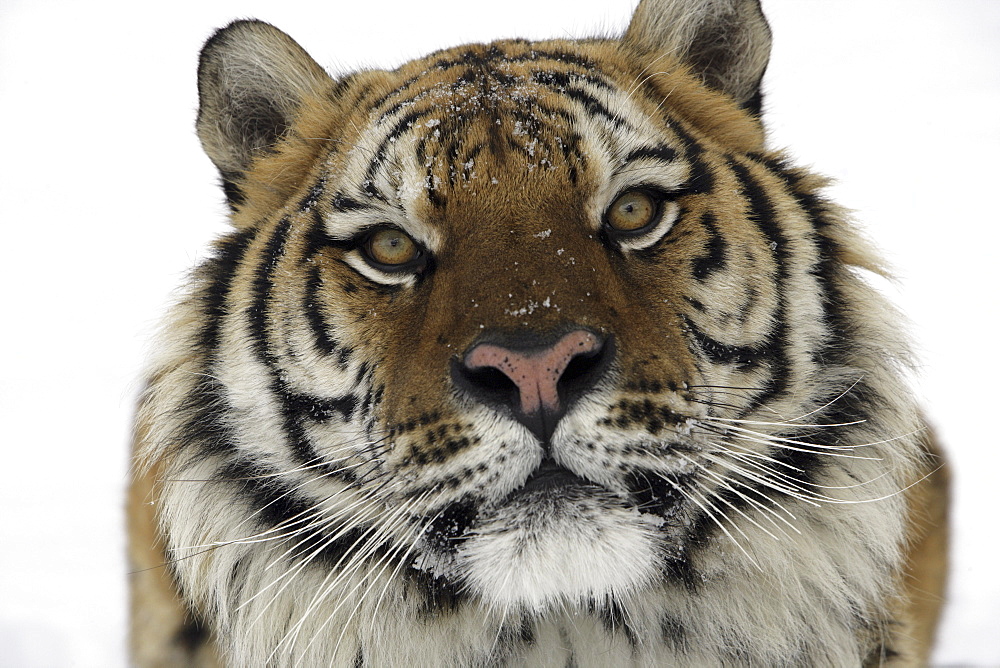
xmin=128 ymin=0 xmax=949 ymax=665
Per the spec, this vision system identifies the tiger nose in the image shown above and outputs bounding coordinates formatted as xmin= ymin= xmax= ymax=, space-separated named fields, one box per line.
xmin=452 ymin=329 xmax=613 ymax=441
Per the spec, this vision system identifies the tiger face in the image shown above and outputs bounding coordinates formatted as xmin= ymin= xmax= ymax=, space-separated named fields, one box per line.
xmin=129 ymin=1 xmax=947 ymax=666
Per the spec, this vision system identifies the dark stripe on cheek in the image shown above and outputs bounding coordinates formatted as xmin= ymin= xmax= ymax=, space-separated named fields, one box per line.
xmin=304 ymin=265 xmax=341 ymax=356
xmin=175 ymin=376 xmax=234 ymax=459
xmin=727 ymin=159 xmax=792 ymax=407
xmin=692 ymin=211 xmax=727 ymax=280
xmin=283 ymin=390 xmax=358 ymax=423
xmin=764 ymin=159 xmax=852 ymax=370
xmin=246 ymin=218 xmax=342 ymax=469
xmin=178 ymin=228 xmax=259 ymax=459
xmin=247 ymin=217 xmax=292 ymax=364
xmin=198 ymin=228 xmax=257 ymax=354
xmin=217 ymin=459 xmax=372 ymax=564
xmin=683 ymin=315 xmax=763 ymax=368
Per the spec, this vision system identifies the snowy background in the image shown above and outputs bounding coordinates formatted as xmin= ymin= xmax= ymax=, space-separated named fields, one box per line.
xmin=1 ymin=0 xmax=997 ymax=665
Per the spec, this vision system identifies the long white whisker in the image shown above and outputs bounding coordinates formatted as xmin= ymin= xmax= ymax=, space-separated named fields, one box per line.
xmin=675 ymin=452 xmax=800 ymax=536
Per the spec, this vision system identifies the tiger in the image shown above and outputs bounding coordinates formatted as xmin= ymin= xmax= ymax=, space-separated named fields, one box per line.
xmin=127 ymin=0 xmax=949 ymax=665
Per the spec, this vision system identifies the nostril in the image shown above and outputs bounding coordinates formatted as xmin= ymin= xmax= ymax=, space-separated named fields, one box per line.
xmin=454 ymin=364 xmax=519 ymax=407
xmin=561 ymin=344 xmax=603 ymax=383
xmin=557 ymin=334 xmax=614 ymax=403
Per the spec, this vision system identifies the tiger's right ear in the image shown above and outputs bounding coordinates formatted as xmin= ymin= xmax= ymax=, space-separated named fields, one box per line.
xmin=196 ymin=20 xmax=332 ymax=202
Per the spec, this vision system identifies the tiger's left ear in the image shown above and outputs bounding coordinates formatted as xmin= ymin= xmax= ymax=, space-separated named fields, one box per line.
xmin=622 ymin=0 xmax=772 ymax=113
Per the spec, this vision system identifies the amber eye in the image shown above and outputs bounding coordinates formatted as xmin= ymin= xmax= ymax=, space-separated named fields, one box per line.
xmin=605 ymin=189 xmax=659 ymax=233
xmin=363 ymin=227 xmax=421 ymax=269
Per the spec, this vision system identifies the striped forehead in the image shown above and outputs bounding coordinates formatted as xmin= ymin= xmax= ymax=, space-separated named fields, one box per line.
xmin=325 ymin=43 xmax=692 ymax=236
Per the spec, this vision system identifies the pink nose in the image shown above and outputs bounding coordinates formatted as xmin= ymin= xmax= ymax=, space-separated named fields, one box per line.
xmin=463 ymin=330 xmax=601 ymax=415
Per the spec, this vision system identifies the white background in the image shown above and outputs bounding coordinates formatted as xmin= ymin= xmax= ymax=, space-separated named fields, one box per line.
xmin=1 ymin=0 xmax=997 ymax=665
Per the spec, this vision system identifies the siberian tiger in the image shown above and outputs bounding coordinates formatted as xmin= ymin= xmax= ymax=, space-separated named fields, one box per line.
xmin=128 ymin=0 xmax=949 ymax=665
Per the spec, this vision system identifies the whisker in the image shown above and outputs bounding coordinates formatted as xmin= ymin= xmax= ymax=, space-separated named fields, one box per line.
xmin=674 ymin=452 xmax=800 ymax=536
xmin=677 ymin=480 xmax=761 ymax=570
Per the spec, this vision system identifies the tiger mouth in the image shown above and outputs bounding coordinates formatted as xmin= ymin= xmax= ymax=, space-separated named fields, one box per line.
xmin=418 ymin=457 xmax=691 ymax=557
xmin=512 ymin=458 xmax=594 ymax=496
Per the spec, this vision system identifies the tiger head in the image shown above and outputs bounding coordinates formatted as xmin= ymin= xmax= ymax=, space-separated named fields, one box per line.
xmin=138 ymin=0 xmax=929 ymax=664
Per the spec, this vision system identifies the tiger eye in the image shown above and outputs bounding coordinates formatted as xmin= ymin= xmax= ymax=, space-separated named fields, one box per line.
xmin=365 ymin=228 xmax=420 ymax=267
xmin=606 ymin=190 xmax=657 ymax=232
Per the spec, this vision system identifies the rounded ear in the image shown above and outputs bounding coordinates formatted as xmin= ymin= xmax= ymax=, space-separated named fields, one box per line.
xmin=622 ymin=0 xmax=772 ymax=113
xmin=196 ymin=20 xmax=332 ymax=191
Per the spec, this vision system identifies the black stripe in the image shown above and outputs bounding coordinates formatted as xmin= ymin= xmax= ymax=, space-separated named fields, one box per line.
xmin=247 ymin=218 xmax=359 ymax=472
xmin=530 ymin=71 xmax=629 ymax=131
xmin=304 ymin=264 xmax=341 ymax=356
xmin=303 ymin=208 xmax=356 ymax=254
xmin=624 ymin=145 xmax=677 ymax=164
xmin=371 ymin=45 xmax=508 ymax=117
xmin=670 ymin=123 xmax=715 ymax=195
xmin=174 ymin=376 xmax=232 ymax=461
xmin=197 ymin=228 xmax=257 ymax=353
xmin=370 ymin=45 xmax=605 ymax=121
xmin=246 ymin=218 xmax=292 ymax=364
xmin=684 ymin=296 xmax=706 ymax=313
xmin=687 ymin=161 xmax=885 ymax=565
xmin=692 ymin=211 xmax=727 ymax=280
xmin=683 ymin=315 xmax=763 ymax=368
xmin=173 ymin=616 xmax=211 ymax=655
xmin=365 ymin=108 xmax=431 ymax=185
xmin=694 ymin=383 xmax=884 ymax=558
xmin=521 ymin=49 xmax=604 ymax=77
xmin=422 ymin=498 xmax=478 ymax=555
xmin=361 ymin=179 xmax=388 ymax=202
xmin=220 ymin=172 xmax=245 ymax=210
xmin=760 ymin=157 xmax=853 ymax=371
xmin=410 ymin=568 xmax=466 ymax=615
xmin=329 ymin=73 xmax=359 ymax=103
xmin=624 ymin=469 xmax=691 ymax=519
xmin=176 ymin=228 xmax=258 ymax=460
xmin=332 ymin=192 xmax=369 ymax=212
xmin=727 ymin=158 xmax=792 ymax=408
xmin=282 ymin=390 xmax=357 ymax=423
xmin=248 ymin=220 xmax=325 ymax=464
xmin=218 ymin=459 xmax=372 ymax=566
